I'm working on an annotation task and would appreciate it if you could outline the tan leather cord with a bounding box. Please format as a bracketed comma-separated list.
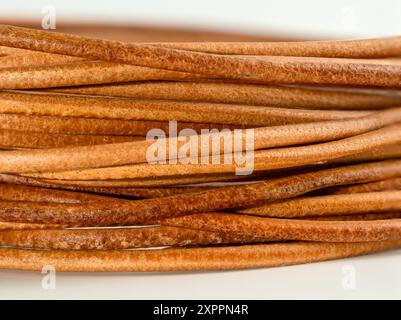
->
[238, 191, 401, 218]
[27, 144, 400, 199]
[23, 174, 265, 188]
[1, 107, 401, 174]
[147, 38, 401, 58]
[331, 143, 401, 165]
[0, 45, 30, 55]
[87, 185, 217, 199]
[328, 177, 401, 195]
[71, 144, 401, 199]
[0, 91, 368, 125]
[77, 186, 216, 198]
[306, 212, 401, 221]
[33, 177, 239, 188]
[1, 26, 401, 272]
[0, 61, 207, 89]
[3, 36, 401, 58]
[0, 183, 115, 203]
[0, 226, 241, 250]
[0, 113, 239, 136]
[1, 172, 253, 188]
[0, 148, 32, 152]
[5, 171, 278, 190]
[50, 146, 401, 197]
[1, 25, 401, 87]
[0, 174, 220, 197]
[0, 129, 141, 148]
[1, 160, 401, 226]
[0, 51, 82, 68]
[47, 81, 401, 110]
[0, 221, 61, 231]
[29, 124, 401, 180]
[162, 213, 401, 242]
[0, 241, 400, 272]
[0, 185, 217, 200]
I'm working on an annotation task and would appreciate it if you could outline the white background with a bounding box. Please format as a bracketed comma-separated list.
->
[0, 0, 400, 38]
[0, 0, 400, 299]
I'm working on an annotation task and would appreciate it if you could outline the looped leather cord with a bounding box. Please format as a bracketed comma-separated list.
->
[0, 25, 400, 272]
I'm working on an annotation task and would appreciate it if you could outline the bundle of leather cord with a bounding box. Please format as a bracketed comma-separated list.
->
[1, 24, 401, 272]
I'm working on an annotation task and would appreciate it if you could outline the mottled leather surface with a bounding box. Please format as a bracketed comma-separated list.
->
[1, 25, 401, 87]
[0, 24, 400, 272]
[0, 241, 400, 272]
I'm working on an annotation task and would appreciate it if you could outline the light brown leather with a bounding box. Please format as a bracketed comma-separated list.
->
[0, 24, 400, 272]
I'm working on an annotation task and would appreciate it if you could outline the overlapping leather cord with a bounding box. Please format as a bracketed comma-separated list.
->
[1, 160, 401, 226]
[47, 82, 401, 110]
[238, 191, 401, 218]
[1, 25, 401, 87]
[0, 24, 401, 272]
[1, 241, 400, 272]
[1, 107, 401, 174]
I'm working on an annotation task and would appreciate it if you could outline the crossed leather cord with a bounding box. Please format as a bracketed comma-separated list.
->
[0, 24, 401, 271]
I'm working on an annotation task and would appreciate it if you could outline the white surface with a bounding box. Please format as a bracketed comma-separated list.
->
[0, 0, 400, 38]
[1, 249, 401, 300]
